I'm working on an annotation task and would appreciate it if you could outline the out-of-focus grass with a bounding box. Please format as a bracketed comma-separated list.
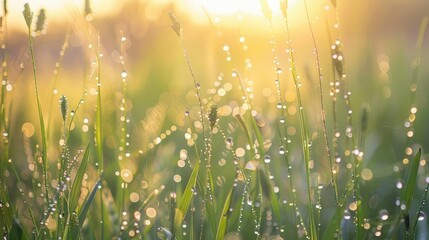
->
[0, 0, 428, 239]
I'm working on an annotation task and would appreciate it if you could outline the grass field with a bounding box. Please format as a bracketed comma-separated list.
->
[0, 0, 429, 239]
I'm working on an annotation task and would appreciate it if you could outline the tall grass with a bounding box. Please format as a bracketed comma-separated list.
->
[0, 1, 428, 239]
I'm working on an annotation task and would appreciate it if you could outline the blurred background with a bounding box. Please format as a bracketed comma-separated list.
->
[1, 0, 429, 238]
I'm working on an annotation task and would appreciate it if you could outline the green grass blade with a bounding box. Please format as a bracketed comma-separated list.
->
[69, 143, 91, 212]
[258, 166, 281, 221]
[78, 176, 102, 225]
[0, 186, 13, 236]
[174, 161, 200, 231]
[23, 3, 49, 207]
[215, 188, 233, 240]
[8, 218, 28, 240]
[401, 149, 421, 212]
[65, 211, 79, 240]
[206, 171, 217, 236]
[323, 185, 351, 239]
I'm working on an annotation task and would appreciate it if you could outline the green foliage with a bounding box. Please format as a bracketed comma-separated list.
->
[174, 162, 200, 232]
[0, 1, 427, 240]
[402, 149, 422, 214]
[8, 218, 28, 240]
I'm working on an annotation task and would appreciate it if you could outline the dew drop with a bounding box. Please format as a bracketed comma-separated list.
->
[279, 146, 285, 155]
[344, 210, 351, 220]
[379, 209, 389, 221]
[264, 155, 271, 163]
[418, 211, 425, 221]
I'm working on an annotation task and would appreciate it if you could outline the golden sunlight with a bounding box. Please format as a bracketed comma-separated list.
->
[194, 0, 298, 17]
[8, 0, 118, 30]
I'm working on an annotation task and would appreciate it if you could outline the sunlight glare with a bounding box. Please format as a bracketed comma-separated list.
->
[9, 0, 118, 30]
[196, 0, 297, 17]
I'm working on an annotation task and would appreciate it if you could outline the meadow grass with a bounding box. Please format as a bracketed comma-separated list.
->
[0, 1, 428, 240]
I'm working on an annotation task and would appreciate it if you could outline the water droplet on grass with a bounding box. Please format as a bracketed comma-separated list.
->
[379, 209, 389, 220]
[264, 155, 271, 163]
[418, 211, 425, 221]
[121, 70, 128, 78]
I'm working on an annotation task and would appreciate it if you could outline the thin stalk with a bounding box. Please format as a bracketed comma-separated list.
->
[56, 116, 68, 240]
[303, 0, 338, 205]
[276, 125, 306, 237]
[282, 8, 317, 240]
[170, 12, 214, 238]
[47, 32, 70, 141]
[117, 32, 129, 230]
[0, 10, 9, 206]
[94, 31, 105, 239]
[24, 3, 50, 209]
[265, 17, 304, 237]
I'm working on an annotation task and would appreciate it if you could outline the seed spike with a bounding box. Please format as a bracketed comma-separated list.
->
[22, 3, 33, 29]
[169, 11, 182, 38]
[35, 8, 46, 33]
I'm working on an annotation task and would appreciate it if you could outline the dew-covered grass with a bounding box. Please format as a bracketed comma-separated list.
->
[0, 0, 429, 239]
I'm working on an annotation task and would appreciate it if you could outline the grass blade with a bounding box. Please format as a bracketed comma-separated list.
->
[206, 171, 217, 236]
[69, 143, 91, 212]
[215, 188, 233, 240]
[78, 175, 102, 225]
[8, 218, 27, 240]
[323, 184, 352, 239]
[23, 2, 49, 207]
[174, 162, 200, 231]
[401, 149, 421, 212]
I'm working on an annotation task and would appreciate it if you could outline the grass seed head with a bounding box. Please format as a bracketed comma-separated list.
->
[85, 0, 92, 16]
[22, 3, 33, 29]
[3, 0, 7, 15]
[169, 11, 182, 38]
[35, 9, 46, 34]
[60, 95, 68, 122]
[208, 103, 218, 130]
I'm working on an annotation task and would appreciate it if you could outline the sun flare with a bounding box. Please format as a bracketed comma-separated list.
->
[197, 0, 297, 17]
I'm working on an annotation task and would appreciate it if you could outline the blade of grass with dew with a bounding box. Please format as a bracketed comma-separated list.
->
[0, 185, 13, 238]
[401, 149, 421, 214]
[69, 143, 91, 212]
[412, 183, 429, 238]
[64, 210, 79, 240]
[174, 161, 200, 232]
[22, 3, 49, 207]
[236, 110, 282, 231]
[215, 188, 233, 240]
[389, 16, 428, 238]
[170, 194, 176, 238]
[94, 31, 106, 239]
[206, 172, 217, 237]
[399, 148, 422, 237]
[251, 116, 282, 225]
[78, 175, 102, 225]
[158, 227, 173, 240]
[303, 0, 338, 205]
[280, 2, 317, 238]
